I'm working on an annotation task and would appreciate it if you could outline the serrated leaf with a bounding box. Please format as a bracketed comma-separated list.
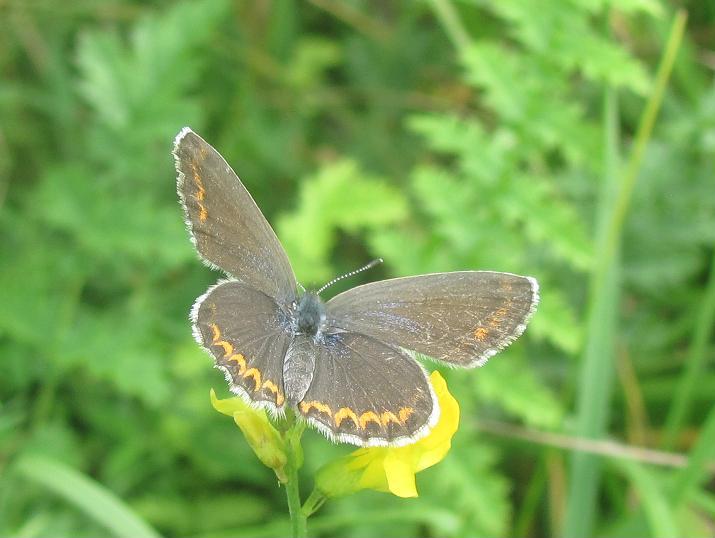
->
[472, 356, 564, 428]
[533, 285, 583, 354]
[76, 0, 231, 132]
[483, 1, 651, 93]
[276, 159, 408, 283]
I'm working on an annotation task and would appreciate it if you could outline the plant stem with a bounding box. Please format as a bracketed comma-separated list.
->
[428, 0, 471, 53]
[597, 10, 687, 270]
[282, 414, 307, 538]
[285, 462, 306, 538]
[303, 489, 328, 517]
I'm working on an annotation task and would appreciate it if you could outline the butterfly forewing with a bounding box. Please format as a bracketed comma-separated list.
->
[193, 281, 292, 411]
[326, 271, 538, 368]
[174, 128, 297, 303]
[295, 332, 438, 446]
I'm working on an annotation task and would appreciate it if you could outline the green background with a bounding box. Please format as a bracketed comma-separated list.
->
[1, 1, 714, 537]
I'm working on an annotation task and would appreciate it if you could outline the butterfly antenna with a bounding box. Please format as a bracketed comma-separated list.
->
[317, 258, 383, 295]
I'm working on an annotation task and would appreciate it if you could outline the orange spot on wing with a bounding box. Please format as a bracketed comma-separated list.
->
[487, 302, 511, 329]
[380, 410, 402, 426]
[302, 403, 416, 430]
[359, 411, 381, 429]
[334, 407, 358, 428]
[209, 323, 221, 342]
[190, 160, 208, 222]
[190, 161, 202, 184]
[215, 340, 233, 357]
[243, 368, 262, 392]
[398, 407, 414, 423]
[300, 400, 333, 417]
[262, 380, 285, 406]
[474, 327, 489, 341]
[226, 353, 246, 375]
[489, 310, 507, 328]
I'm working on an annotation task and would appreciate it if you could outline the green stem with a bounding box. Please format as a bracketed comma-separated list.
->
[282, 414, 307, 538]
[428, 0, 471, 54]
[302, 489, 328, 518]
[285, 462, 306, 538]
[597, 9, 687, 271]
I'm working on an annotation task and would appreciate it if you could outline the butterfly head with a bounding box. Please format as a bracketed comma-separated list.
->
[296, 292, 326, 337]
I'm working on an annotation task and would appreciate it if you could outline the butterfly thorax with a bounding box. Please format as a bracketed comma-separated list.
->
[295, 292, 326, 337]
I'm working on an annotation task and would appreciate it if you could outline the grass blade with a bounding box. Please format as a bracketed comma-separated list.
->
[428, 0, 471, 53]
[562, 85, 621, 538]
[662, 252, 715, 449]
[563, 10, 687, 537]
[15, 454, 163, 538]
[671, 404, 715, 505]
[615, 460, 679, 538]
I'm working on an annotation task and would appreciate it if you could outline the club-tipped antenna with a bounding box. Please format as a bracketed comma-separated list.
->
[317, 258, 383, 295]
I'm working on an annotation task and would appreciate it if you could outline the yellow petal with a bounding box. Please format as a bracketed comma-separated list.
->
[356, 451, 390, 492]
[383, 452, 418, 498]
[414, 371, 459, 471]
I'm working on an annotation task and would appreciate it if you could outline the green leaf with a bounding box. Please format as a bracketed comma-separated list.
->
[473, 358, 564, 429]
[76, 0, 231, 132]
[15, 454, 163, 538]
[277, 159, 408, 284]
[528, 285, 583, 355]
[482, 1, 651, 92]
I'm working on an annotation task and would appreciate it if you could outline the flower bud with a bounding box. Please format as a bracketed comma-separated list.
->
[210, 389, 288, 482]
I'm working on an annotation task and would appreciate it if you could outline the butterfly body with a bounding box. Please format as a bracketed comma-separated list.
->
[174, 127, 539, 447]
[295, 292, 327, 337]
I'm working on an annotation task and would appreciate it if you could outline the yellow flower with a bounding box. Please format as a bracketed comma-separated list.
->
[315, 371, 459, 498]
[210, 389, 288, 482]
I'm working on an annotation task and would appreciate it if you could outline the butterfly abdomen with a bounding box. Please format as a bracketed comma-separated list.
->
[282, 292, 326, 405]
[283, 334, 317, 405]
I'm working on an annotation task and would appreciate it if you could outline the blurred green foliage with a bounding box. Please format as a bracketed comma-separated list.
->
[1, 1, 714, 537]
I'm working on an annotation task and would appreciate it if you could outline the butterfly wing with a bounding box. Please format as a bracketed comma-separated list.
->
[174, 128, 296, 303]
[193, 280, 291, 411]
[326, 271, 538, 368]
[293, 332, 437, 447]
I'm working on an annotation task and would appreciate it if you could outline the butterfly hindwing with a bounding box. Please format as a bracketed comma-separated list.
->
[174, 128, 297, 303]
[193, 280, 292, 411]
[295, 332, 438, 446]
[326, 271, 538, 368]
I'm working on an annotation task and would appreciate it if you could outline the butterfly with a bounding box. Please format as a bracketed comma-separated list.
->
[173, 127, 539, 447]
